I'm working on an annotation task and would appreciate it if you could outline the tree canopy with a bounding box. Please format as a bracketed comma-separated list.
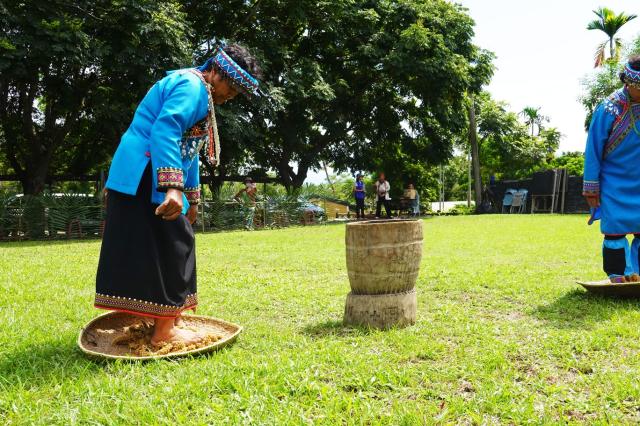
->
[0, 0, 191, 194]
[1, 0, 491, 195]
[473, 93, 561, 181]
[580, 35, 640, 129]
[186, 0, 490, 190]
[587, 7, 637, 67]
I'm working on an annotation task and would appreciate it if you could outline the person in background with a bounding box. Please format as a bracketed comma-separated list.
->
[374, 173, 391, 218]
[404, 183, 420, 217]
[234, 177, 258, 230]
[353, 174, 366, 219]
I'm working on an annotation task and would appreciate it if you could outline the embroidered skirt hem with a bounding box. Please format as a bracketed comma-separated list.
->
[96, 165, 197, 319]
[94, 294, 198, 319]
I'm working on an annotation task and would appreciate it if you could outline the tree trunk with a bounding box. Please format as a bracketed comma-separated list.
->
[322, 161, 336, 195]
[290, 169, 308, 190]
[467, 148, 472, 208]
[21, 172, 48, 195]
[275, 158, 309, 192]
[468, 98, 482, 211]
[610, 37, 615, 60]
[21, 144, 55, 195]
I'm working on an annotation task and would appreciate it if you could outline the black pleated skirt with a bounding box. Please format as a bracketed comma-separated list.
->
[95, 165, 197, 318]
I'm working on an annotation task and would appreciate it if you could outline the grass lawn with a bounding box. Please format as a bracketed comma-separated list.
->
[3, 214, 640, 424]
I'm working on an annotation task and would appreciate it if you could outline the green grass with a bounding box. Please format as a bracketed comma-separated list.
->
[2, 214, 640, 424]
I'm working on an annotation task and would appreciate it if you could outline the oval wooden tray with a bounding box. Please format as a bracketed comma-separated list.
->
[577, 280, 640, 298]
[78, 311, 242, 360]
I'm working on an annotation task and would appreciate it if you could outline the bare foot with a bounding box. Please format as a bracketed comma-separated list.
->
[151, 318, 203, 346]
[175, 315, 183, 327]
[152, 328, 203, 346]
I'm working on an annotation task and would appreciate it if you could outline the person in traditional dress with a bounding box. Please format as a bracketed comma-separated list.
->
[584, 55, 640, 283]
[95, 43, 262, 344]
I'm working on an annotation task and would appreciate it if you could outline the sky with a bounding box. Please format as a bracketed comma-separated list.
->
[307, 0, 640, 184]
[458, 0, 640, 152]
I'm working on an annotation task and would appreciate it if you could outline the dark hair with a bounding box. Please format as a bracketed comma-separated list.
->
[224, 43, 263, 80]
[620, 54, 640, 84]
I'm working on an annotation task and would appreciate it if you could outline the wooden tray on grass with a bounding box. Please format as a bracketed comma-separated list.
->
[577, 280, 640, 298]
[78, 311, 242, 360]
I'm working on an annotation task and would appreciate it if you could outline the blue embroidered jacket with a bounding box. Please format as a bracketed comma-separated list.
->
[584, 88, 640, 234]
[106, 69, 209, 212]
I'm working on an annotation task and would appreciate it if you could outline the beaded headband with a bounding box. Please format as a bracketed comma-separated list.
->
[197, 45, 259, 96]
[622, 62, 640, 89]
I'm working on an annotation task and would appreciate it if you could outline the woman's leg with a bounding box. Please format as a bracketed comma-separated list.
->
[247, 206, 256, 229]
[384, 200, 391, 218]
[603, 235, 632, 278]
[631, 234, 640, 274]
[96, 165, 199, 344]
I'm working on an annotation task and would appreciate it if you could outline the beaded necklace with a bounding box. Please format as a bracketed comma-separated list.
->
[187, 69, 221, 165]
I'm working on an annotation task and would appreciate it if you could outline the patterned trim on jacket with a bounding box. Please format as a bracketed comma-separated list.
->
[185, 187, 201, 205]
[157, 167, 184, 191]
[583, 180, 600, 194]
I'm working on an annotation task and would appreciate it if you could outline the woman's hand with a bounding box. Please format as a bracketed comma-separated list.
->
[186, 205, 198, 224]
[583, 193, 600, 208]
[155, 188, 183, 220]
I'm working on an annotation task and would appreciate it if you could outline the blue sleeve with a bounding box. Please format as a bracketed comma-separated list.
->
[184, 159, 201, 206]
[583, 103, 615, 194]
[150, 73, 205, 192]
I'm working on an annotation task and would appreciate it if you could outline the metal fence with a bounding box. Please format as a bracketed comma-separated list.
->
[197, 199, 321, 232]
[0, 194, 324, 241]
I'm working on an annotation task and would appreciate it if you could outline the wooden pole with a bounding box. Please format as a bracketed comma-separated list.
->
[560, 169, 567, 214]
[469, 98, 482, 211]
[439, 165, 445, 212]
[467, 148, 472, 208]
[550, 169, 558, 213]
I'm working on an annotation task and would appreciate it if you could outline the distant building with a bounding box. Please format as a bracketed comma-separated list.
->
[310, 197, 353, 219]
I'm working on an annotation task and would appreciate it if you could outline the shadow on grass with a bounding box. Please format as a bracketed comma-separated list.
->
[0, 340, 103, 388]
[533, 288, 640, 329]
[301, 319, 379, 338]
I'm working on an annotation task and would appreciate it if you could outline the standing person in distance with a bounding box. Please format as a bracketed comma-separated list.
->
[374, 173, 391, 219]
[234, 177, 258, 230]
[404, 183, 420, 217]
[353, 174, 366, 220]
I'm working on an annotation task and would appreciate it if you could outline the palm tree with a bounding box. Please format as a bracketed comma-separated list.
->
[587, 7, 637, 67]
[520, 107, 548, 137]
